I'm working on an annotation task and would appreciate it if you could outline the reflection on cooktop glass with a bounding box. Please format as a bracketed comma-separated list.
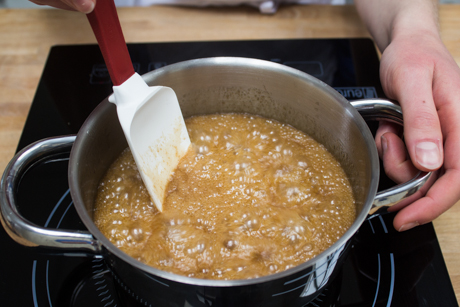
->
[1, 38, 458, 307]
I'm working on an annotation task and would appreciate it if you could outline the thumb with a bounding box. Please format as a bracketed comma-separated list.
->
[66, 0, 95, 13]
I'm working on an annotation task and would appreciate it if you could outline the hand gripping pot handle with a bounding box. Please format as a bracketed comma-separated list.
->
[0, 136, 101, 253]
[350, 98, 432, 217]
[0, 100, 432, 251]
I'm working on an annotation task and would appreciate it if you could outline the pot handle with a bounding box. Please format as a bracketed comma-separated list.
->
[350, 99, 433, 217]
[0, 136, 102, 254]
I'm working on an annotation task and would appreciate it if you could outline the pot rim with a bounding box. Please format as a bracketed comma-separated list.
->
[70, 57, 380, 287]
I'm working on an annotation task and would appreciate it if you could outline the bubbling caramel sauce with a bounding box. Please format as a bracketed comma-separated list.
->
[94, 114, 356, 280]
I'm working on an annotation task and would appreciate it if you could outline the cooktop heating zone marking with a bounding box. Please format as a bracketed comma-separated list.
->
[368, 216, 395, 307]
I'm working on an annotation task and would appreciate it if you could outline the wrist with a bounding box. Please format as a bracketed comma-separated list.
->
[355, 0, 440, 52]
[387, 1, 440, 49]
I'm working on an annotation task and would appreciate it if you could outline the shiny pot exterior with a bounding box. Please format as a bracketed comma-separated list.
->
[1, 58, 431, 307]
[70, 57, 377, 306]
[105, 241, 350, 306]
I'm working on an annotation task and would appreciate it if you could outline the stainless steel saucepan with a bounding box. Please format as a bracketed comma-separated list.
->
[0, 57, 431, 307]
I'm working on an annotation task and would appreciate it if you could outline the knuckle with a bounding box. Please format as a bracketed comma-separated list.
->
[409, 109, 439, 129]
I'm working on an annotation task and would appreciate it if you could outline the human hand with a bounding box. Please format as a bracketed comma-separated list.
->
[375, 31, 460, 231]
[29, 0, 95, 13]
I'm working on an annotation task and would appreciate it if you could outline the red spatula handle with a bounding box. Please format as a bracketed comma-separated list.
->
[87, 0, 135, 86]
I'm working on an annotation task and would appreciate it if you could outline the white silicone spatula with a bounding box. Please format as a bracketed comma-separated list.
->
[86, 0, 191, 212]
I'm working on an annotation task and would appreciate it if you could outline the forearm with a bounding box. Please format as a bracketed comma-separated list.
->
[354, 0, 439, 52]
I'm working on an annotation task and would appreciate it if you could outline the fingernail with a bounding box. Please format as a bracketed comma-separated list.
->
[381, 135, 388, 155]
[398, 221, 419, 232]
[415, 141, 442, 169]
[75, 0, 95, 13]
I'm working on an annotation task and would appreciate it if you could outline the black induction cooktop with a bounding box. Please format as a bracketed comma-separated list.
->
[1, 38, 458, 307]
